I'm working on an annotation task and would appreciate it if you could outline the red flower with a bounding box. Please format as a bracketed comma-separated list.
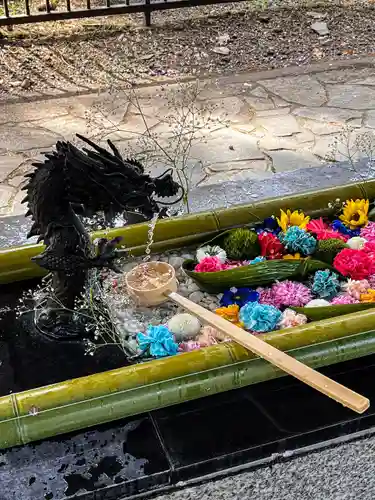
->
[258, 232, 284, 260]
[194, 256, 224, 273]
[307, 218, 347, 241]
[363, 242, 375, 259]
[333, 248, 373, 280]
[307, 218, 327, 233]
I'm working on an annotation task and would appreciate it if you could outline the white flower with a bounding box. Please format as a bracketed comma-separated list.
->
[196, 245, 227, 263]
[305, 299, 330, 307]
[168, 313, 201, 342]
[346, 237, 367, 250]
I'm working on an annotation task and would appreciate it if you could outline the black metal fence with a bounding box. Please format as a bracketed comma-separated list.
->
[0, 0, 243, 27]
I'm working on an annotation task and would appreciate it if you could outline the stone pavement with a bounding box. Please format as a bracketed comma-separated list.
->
[1, 58, 375, 217]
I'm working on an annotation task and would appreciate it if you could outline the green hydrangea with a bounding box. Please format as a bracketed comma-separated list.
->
[222, 228, 259, 260]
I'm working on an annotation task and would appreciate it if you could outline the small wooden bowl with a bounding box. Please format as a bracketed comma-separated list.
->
[125, 261, 178, 306]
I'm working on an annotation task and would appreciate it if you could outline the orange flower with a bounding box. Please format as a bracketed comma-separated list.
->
[215, 304, 243, 327]
[360, 289, 375, 303]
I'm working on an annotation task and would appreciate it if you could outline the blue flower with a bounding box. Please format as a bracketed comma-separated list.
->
[220, 287, 259, 308]
[279, 226, 317, 255]
[137, 325, 179, 358]
[239, 302, 281, 333]
[255, 216, 281, 236]
[311, 270, 341, 299]
[249, 256, 266, 264]
[331, 220, 360, 238]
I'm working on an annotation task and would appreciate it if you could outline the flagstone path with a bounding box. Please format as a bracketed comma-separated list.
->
[1, 58, 375, 217]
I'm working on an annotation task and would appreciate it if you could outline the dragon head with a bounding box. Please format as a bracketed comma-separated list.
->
[61, 135, 184, 222]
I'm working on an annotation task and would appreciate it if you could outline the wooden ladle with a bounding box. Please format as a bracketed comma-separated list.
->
[125, 261, 369, 414]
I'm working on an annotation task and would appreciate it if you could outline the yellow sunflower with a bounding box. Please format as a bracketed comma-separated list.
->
[276, 209, 310, 232]
[360, 289, 375, 303]
[339, 199, 369, 229]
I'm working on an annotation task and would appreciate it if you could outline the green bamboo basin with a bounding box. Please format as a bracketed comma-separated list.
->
[1, 179, 375, 450]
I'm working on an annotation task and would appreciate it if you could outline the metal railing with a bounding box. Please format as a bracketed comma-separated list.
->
[0, 0, 244, 27]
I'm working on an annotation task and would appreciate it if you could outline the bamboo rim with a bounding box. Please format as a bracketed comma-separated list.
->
[0, 178, 375, 449]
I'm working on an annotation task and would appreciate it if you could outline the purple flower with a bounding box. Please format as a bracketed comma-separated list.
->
[255, 216, 281, 236]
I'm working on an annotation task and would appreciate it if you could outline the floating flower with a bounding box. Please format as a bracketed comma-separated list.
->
[360, 289, 375, 303]
[311, 270, 341, 300]
[331, 294, 359, 305]
[197, 327, 221, 346]
[368, 275, 375, 289]
[249, 256, 266, 264]
[362, 241, 375, 261]
[279, 226, 317, 255]
[333, 248, 373, 280]
[200, 325, 231, 343]
[339, 199, 369, 229]
[346, 237, 367, 250]
[196, 245, 227, 264]
[137, 325, 179, 358]
[220, 287, 259, 308]
[315, 238, 348, 264]
[278, 308, 307, 329]
[255, 216, 281, 235]
[283, 253, 302, 260]
[341, 279, 370, 300]
[167, 313, 201, 342]
[305, 299, 331, 307]
[277, 209, 310, 232]
[258, 232, 285, 260]
[222, 228, 259, 260]
[194, 256, 224, 273]
[271, 280, 312, 308]
[331, 220, 360, 238]
[221, 260, 246, 270]
[239, 302, 281, 333]
[179, 341, 202, 352]
[215, 304, 242, 327]
[256, 286, 278, 307]
[307, 218, 327, 234]
[307, 218, 347, 242]
[360, 222, 375, 242]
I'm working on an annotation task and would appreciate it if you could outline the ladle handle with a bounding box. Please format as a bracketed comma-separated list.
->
[166, 291, 369, 414]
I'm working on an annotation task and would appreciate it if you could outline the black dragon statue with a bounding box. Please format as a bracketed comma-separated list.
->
[22, 134, 183, 340]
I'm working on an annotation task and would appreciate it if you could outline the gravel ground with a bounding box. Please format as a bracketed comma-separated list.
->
[153, 434, 375, 500]
[1, 2, 375, 98]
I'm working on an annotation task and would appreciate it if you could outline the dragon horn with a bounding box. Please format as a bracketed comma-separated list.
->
[107, 140, 123, 160]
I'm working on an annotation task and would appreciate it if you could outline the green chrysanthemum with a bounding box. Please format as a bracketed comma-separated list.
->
[222, 228, 260, 260]
[315, 238, 348, 264]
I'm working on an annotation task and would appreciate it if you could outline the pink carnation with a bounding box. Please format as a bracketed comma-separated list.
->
[333, 248, 373, 280]
[221, 260, 246, 270]
[278, 308, 307, 328]
[363, 241, 375, 261]
[361, 222, 375, 242]
[331, 294, 359, 305]
[368, 275, 375, 289]
[342, 279, 370, 300]
[271, 280, 312, 308]
[194, 256, 224, 273]
[256, 286, 279, 307]
[179, 341, 202, 352]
